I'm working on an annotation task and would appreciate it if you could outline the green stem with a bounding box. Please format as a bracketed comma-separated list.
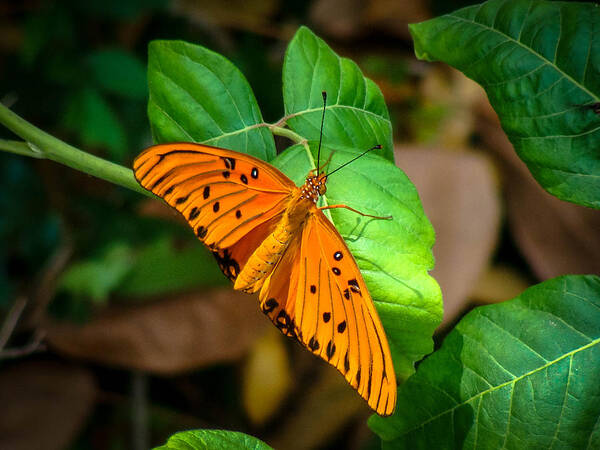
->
[0, 139, 44, 159]
[269, 124, 309, 149]
[0, 103, 152, 197]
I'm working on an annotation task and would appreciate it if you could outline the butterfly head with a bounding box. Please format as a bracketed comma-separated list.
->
[300, 173, 328, 203]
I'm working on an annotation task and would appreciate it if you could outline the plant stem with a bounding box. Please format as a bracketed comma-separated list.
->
[0, 139, 44, 158]
[269, 124, 308, 149]
[0, 103, 152, 197]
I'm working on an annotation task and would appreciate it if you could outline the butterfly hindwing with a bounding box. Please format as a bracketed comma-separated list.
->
[259, 208, 396, 416]
[133, 143, 295, 280]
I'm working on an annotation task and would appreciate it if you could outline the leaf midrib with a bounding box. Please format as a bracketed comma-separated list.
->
[290, 104, 391, 124]
[446, 13, 600, 102]
[397, 335, 600, 437]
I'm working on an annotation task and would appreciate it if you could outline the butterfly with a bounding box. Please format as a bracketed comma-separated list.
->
[133, 116, 396, 417]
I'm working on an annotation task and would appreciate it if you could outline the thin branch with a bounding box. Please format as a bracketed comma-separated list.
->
[0, 329, 46, 360]
[0, 139, 44, 158]
[0, 296, 28, 350]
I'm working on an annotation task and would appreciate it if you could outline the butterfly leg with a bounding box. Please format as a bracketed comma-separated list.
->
[319, 204, 392, 220]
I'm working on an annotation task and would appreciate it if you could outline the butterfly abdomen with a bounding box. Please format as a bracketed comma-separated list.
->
[233, 195, 311, 294]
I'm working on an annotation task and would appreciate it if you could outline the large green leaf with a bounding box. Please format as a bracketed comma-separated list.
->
[154, 429, 272, 450]
[283, 27, 395, 162]
[147, 40, 275, 160]
[369, 275, 600, 449]
[272, 143, 442, 379]
[410, 0, 600, 209]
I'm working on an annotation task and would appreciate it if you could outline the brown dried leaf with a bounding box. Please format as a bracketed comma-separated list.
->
[172, 0, 280, 37]
[395, 146, 501, 326]
[477, 115, 600, 279]
[310, 0, 363, 40]
[0, 361, 95, 450]
[363, 0, 430, 39]
[47, 289, 268, 374]
[310, 0, 429, 40]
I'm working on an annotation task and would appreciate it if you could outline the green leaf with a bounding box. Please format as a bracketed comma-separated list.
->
[59, 244, 134, 303]
[62, 87, 127, 160]
[283, 27, 394, 162]
[147, 40, 276, 160]
[154, 429, 272, 450]
[116, 237, 226, 298]
[409, 0, 600, 209]
[272, 143, 442, 379]
[369, 275, 600, 449]
[87, 49, 147, 100]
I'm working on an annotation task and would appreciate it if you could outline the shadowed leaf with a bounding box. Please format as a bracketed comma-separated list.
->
[410, 0, 600, 208]
[370, 275, 600, 449]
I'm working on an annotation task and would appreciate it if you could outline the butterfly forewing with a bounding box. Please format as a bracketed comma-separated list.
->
[133, 143, 294, 253]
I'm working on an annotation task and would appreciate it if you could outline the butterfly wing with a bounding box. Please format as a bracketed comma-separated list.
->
[259, 209, 397, 416]
[134, 143, 295, 280]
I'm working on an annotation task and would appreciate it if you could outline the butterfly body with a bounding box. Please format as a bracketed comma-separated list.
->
[235, 174, 327, 294]
[133, 143, 396, 416]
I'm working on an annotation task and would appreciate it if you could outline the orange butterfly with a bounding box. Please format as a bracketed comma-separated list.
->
[133, 117, 397, 417]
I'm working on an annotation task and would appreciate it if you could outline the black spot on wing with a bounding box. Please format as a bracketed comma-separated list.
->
[322, 312, 330, 323]
[203, 186, 210, 199]
[196, 226, 207, 238]
[348, 279, 361, 295]
[262, 298, 278, 313]
[241, 174, 248, 184]
[308, 336, 320, 351]
[189, 207, 200, 220]
[251, 167, 259, 179]
[326, 340, 336, 359]
[211, 248, 240, 281]
[337, 321, 346, 333]
[275, 310, 297, 339]
[222, 157, 236, 170]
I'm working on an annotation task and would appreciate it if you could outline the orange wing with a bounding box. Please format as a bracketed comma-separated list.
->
[133, 143, 295, 280]
[258, 209, 397, 416]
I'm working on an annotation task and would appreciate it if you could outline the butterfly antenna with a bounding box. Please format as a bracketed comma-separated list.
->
[326, 144, 382, 177]
[317, 91, 327, 173]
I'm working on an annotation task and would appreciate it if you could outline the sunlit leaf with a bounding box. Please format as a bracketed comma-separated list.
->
[147, 40, 276, 160]
[283, 27, 394, 161]
[154, 429, 272, 450]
